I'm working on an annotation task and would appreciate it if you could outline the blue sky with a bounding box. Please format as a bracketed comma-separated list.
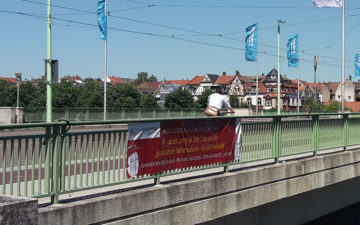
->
[1, 0, 360, 82]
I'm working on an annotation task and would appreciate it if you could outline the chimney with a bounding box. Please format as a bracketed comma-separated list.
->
[349, 75, 352, 81]
[235, 70, 240, 76]
[261, 73, 265, 76]
[222, 71, 226, 76]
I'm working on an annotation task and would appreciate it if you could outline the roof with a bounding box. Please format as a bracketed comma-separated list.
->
[243, 82, 267, 93]
[64, 75, 83, 82]
[0, 77, 17, 85]
[108, 76, 123, 84]
[188, 75, 205, 85]
[263, 93, 284, 98]
[136, 82, 160, 94]
[216, 75, 235, 85]
[206, 74, 219, 84]
[324, 82, 340, 92]
[164, 80, 189, 86]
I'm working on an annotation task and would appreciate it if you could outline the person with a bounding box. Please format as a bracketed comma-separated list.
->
[205, 89, 235, 116]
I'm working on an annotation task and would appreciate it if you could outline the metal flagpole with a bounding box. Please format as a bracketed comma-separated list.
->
[341, 0, 345, 113]
[104, 0, 108, 120]
[297, 35, 300, 113]
[46, 0, 52, 122]
[256, 23, 259, 114]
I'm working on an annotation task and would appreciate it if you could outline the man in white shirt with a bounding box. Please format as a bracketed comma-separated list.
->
[206, 89, 235, 116]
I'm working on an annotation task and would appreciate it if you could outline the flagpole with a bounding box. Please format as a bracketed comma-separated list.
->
[298, 34, 300, 113]
[104, 0, 108, 120]
[256, 23, 259, 115]
[341, 0, 345, 113]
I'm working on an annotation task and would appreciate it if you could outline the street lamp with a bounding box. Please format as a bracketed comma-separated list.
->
[277, 20, 285, 115]
[15, 72, 22, 108]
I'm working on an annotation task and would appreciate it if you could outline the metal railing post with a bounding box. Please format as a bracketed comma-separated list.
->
[312, 115, 319, 156]
[44, 126, 52, 196]
[343, 114, 349, 151]
[154, 173, 161, 185]
[51, 125, 61, 204]
[273, 117, 281, 162]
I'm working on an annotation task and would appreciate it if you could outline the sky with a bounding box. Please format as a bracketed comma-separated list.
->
[1, 0, 360, 83]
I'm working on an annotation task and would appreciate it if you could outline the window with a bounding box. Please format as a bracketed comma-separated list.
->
[247, 97, 252, 106]
[265, 99, 272, 106]
[257, 98, 262, 105]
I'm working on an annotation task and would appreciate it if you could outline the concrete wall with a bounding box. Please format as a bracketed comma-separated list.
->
[0, 107, 23, 124]
[38, 148, 360, 225]
[0, 196, 38, 225]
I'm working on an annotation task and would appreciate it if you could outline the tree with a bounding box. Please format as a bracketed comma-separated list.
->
[19, 81, 43, 109]
[135, 72, 158, 85]
[303, 97, 323, 112]
[323, 101, 349, 112]
[194, 89, 212, 108]
[229, 95, 240, 108]
[135, 72, 149, 86]
[78, 78, 103, 108]
[140, 95, 159, 108]
[52, 78, 80, 108]
[165, 89, 194, 109]
[108, 83, 141, 108]
[148, 74, 158, 83]
[0, 80, 16, 107]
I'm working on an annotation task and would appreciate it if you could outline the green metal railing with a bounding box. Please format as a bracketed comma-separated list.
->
[1, 113, 360, 205]
[23, 108, 206, 122]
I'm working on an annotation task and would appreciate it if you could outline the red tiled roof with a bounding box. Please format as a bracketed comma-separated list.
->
[64, 75, 83, 81]
[108, 76, 123, 84]
[164, 80, 189, 86]
[188, 75, 204, 85]
[264, 93, 284, 98]
[216, 76, 235, 85]
[324, 101, 360, 112]
[0, 77, 17, 85]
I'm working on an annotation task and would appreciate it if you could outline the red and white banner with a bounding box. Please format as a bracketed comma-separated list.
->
[127, 119, 241, 178]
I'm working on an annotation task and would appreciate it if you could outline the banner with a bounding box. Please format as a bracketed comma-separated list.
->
[245, 24, 257, 61]
[355, 54, 360, 79]
[312, 0, 342, 8]
[97, 0, 107, 40]
[127, 118, 241, 178]
[287, 34, 298, 68]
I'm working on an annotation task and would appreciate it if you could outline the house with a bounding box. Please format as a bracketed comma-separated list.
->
[155, 80, 189, 107]
[136, 82, 160, 95]
[0, 77, 17, 86]
[107, 76, 135, 85]
[262, 68, 284, 110]
[241, 74, 267, 109]
[64, 75, 84, 85]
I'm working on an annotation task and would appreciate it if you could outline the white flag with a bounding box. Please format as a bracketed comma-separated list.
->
[312, 0, 342, 8]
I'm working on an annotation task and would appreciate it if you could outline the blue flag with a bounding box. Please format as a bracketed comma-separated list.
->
[355, 54, 360, 78]
[97, 0, 107, 40]
[245, 24, 257, 61]
[287, 34, 298, 68]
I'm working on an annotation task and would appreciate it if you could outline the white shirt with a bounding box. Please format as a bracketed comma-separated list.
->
[208, 93, 232, 109]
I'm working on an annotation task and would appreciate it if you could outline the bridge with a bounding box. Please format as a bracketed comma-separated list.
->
[1, 113, 360, 224]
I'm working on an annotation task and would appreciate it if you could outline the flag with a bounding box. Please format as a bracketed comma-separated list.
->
[287, 34, 298, 68]
[245, 24, 257, 61]
[97, 0, 107, 40]
[355, 54, 360, 79]
[312, 0, 342, 8]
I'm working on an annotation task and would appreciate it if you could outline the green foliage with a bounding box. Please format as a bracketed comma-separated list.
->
[322, 101, 349, 112]
[229, 95, 240, 108]
[194, 89, 212, 108]
[135, 72, 158, 86]
[165, 89, 194, 109]
[19, 81, 43, 109]
[302, 97, 323, 112]
[108, 83, 141, 108]
[0, 80, 16, 107]
[78, 78, 103, 108]
[52, 78, 80, 108]
[140, 95, 159, 108]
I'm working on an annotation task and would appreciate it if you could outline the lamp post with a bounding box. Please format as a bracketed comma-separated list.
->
[15, 73, 22, 108]
[277, 20, 285, 115]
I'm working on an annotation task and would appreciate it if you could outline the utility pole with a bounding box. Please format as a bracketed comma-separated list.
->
[46, 0, 52, 122]
[277, 20, 285, 115]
